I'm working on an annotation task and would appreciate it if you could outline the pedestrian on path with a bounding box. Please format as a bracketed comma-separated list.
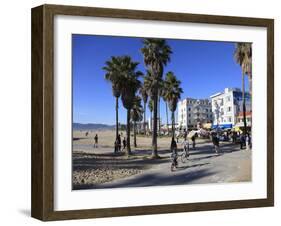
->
[170, 137, 178, 168]
[94, 134, 98, 148]
[245, 133, 251, 150]
[212, 133, 220, 154]
[191, 134, 196, 149]
[122, 137, 126, 151]
[240, 134, 245, 149]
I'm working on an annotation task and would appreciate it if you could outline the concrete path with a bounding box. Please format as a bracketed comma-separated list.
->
[88, 142, 251, 189]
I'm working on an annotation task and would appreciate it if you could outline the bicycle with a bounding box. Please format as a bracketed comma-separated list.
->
[180, 144, 190, 163]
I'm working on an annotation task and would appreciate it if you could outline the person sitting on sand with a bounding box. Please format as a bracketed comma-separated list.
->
[122, 137, 126, 151]
[94, 134, 98, 148]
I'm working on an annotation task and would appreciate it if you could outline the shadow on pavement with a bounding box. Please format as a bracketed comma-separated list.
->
[75, 168, 217, 190]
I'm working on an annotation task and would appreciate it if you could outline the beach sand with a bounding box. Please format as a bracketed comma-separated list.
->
[72, 129, 251, 189]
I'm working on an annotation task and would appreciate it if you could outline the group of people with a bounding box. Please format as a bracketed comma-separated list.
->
[239, 133, 252, 150]
[114, 133, 127, 153]
[90, 132, 127, 152]
[170, 133, 191, 169]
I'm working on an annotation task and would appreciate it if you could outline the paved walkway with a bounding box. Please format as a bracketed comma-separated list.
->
[76, 141, 251, 189]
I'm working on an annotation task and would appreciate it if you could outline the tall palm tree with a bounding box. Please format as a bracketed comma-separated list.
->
[141, 38, 172, 158]
[103, 56, 124, 150]
[148, 98, 154, 134]
[131, 96, 143, 147]
[234, 43, 252, 135]
[163, 72, 183, 139]
[160, 85, 170, 135]
[118, 56, 143, 155]
[139, 84, 148, 135]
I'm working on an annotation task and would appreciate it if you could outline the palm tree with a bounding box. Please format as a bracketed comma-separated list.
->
[139, 84, 148, 135]
[141, 38, 172, 158]
[234, 43, 252, 135]
[163, 72, 183, 139]
[148, 98, 154, 134]
[103, 56, 124, 150]
[160, 85, 170, 135]
[131, 96, 143, 147]
[118, 56, 143, 155]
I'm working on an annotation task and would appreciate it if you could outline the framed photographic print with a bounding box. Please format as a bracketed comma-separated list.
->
[31, 4, 274, 221]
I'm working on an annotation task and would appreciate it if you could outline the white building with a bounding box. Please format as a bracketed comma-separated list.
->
[177, 98, 212, 130]
[210, 88, 251, 129]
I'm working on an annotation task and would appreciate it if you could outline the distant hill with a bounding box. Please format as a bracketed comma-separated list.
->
[73, 123, 115, 131]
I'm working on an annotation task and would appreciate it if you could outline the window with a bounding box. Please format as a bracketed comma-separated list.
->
[228, 117, 232, 122]
[189, 120, 191, 124]
[206, 109, 208, 112]
[188, 108, 191, 111]
[228, 106, 231, 112]
[188, 114, 191, 117]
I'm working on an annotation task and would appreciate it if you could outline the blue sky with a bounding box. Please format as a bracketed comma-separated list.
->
[72, 34, 249, 125]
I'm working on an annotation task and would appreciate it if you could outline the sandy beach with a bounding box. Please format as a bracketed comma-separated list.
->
[72, 129, 251, 189]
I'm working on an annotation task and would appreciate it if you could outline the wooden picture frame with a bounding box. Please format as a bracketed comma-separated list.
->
[31, 4, 274, 221]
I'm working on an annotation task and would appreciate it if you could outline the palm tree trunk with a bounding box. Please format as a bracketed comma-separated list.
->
[115, 97, 119, 145]
[150, 110, 153, 134]
[143, 102, 146, 135]
[134, 120, 137, 147]
[158, 95, 161, 135]
[248, 75, 252, 99]
[171, 111, 175, 139]
[152, 93, 158, 158]
[126, 108, 132, 155]
[166, 102, 169, 135]
[248, 75, 252, 109]
[242, 73, 247, 135]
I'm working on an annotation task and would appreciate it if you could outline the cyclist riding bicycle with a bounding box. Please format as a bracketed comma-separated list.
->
[181, 137, 189, 157]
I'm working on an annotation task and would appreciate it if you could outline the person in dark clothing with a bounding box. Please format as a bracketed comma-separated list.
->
[240, 134, 245, 149]
[191, 135, 196, 149]
[94, 134, 98, 148]
[122, 137, 126, 151]
[232, 131, 237, 143]
[212, 133, 220, 154]
[184, 129, 188, 140]
[114, 139, 119, 153]
[170, 137, 178, 168]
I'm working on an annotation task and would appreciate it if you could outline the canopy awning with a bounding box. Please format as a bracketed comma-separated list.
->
[211, 124, 233, 129]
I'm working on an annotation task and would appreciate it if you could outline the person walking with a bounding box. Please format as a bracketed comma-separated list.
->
[183, 129, 188, 140]
[170, 138, 178, 169]
[232, 131, 237, 143]
[212, 133, 220, 154]
[240, 134, 245, 149]
[122, 137, 126, 151]
[191, 134, 196, 149]
[94, 134, 98, 148]
[245, 133, 251, 150]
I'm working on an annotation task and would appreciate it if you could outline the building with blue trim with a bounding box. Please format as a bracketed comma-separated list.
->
[210, 88, 251, 129]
